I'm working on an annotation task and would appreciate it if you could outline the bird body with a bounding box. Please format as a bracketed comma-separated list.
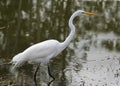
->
[21, 40, 63, 63]
[12, 40, 61, 68]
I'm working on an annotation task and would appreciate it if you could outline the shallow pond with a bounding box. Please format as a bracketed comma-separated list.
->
[0, 1, 120, 86]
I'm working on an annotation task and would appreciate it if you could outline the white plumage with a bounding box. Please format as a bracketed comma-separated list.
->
[11, 10, 95, 73]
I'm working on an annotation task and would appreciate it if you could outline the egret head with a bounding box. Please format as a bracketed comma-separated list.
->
[69, 10, 96, 28]
[74, 10, 96, 17]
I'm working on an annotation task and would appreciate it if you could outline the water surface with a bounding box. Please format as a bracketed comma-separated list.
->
[0, 1, 120, 86]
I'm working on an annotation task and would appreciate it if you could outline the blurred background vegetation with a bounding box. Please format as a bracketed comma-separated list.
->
[0, 0, 119, 58]
[0, 0, 120, 86]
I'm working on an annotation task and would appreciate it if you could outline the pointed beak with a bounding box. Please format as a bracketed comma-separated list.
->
[84, 11, 96, 16]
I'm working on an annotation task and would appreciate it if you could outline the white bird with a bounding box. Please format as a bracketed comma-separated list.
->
[11, 10, 96, 86]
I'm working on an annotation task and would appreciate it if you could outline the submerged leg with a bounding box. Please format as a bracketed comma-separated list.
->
[48, 63, 55, 86]
[34, 64, 40, 86]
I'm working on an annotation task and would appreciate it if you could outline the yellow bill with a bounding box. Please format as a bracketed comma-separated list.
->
[84, 11, 96, 16]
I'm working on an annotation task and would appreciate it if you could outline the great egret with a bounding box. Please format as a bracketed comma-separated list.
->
[11, 10, 95, 86]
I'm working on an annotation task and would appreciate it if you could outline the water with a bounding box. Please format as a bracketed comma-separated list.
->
[0, 0, 120, 86]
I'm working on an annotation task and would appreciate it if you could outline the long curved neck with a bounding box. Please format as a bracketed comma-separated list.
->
[60, 13, 77, 50]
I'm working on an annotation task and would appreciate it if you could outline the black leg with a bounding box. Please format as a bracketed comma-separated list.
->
[48, 63, 55, 86]
[34, 64, 40, 86]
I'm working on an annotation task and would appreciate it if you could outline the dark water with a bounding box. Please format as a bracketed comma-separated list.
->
[0, 1, 120, 86]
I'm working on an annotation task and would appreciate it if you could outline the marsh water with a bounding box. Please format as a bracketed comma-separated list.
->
[0, 1, 120, 86]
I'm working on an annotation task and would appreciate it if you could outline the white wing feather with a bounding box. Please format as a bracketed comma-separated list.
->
[11, 39, 60, 72]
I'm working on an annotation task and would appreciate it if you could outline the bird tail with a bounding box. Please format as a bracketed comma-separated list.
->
[10, 60, 24, 72]
[10, 53, 25, 77]
[10, 61, 23, 78]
